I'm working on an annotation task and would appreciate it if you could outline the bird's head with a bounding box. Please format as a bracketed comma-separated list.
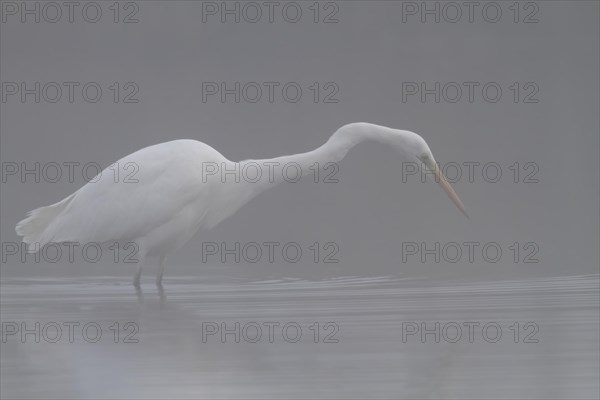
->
[388, 127, 468, 218]
[334, 122, 469, 217]
[341, 123, 468, 218]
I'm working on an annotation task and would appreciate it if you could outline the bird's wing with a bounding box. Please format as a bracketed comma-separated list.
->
[39, 140, 218, 245]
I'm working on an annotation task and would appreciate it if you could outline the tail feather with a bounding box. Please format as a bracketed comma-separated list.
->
[15, 193, 77, 252]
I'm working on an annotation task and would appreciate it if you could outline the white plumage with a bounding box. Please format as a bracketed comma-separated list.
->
[16, 123, 467, 285]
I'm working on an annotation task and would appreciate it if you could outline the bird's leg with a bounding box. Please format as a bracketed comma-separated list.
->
[133, 263, 142, 287]
[134, 284, 144, 303]
[156, 255, 166, 286]
[133, 249, 146, 287]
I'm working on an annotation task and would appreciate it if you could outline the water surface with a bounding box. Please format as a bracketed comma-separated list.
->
[1, 274, 598, 399]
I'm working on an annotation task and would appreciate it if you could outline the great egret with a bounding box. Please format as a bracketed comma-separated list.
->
[16, 122, 467, 286]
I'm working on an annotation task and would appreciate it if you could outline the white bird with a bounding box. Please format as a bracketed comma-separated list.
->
[16, 122, 467, 286]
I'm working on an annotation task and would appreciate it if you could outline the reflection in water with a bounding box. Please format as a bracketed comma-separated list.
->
[134, 283, 167, 304]
[157, 283, 167, 304]
[1, 274, 598, 399]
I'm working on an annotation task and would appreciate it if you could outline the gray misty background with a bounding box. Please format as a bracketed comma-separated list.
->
[1, 2, 599, 399]
[1, 1, 598, 281]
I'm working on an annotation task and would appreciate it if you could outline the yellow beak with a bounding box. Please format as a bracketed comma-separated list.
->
[429, 162, 469, 219]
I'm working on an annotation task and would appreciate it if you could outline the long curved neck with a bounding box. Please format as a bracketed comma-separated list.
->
[241, 122, 395, 189]
[204, 123, 400, 229]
